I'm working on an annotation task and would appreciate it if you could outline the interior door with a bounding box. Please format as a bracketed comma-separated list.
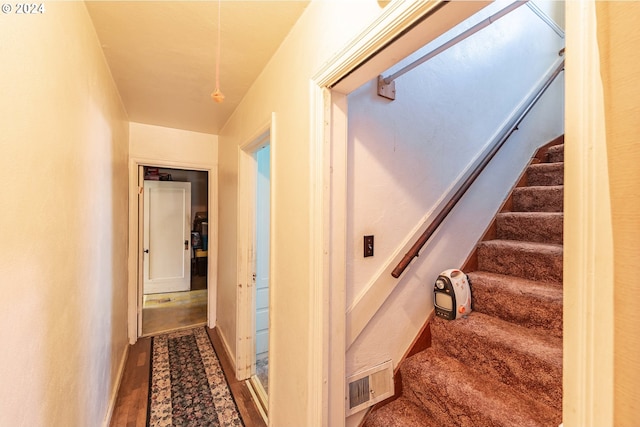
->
[143, 180, 192, 294]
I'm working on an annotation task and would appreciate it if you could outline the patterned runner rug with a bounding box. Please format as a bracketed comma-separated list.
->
[148, 327, 244, 427]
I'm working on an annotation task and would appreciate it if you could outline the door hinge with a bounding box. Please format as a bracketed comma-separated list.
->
[138, 186, 143, 195]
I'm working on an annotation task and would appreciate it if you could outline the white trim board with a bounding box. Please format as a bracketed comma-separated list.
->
[102, 341, 130, 427]
[563, 1, 614, 425]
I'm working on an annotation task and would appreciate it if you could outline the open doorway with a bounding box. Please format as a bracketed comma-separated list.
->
[140, 166, 209, 336]
[236, 117, 273, 421]
[253, 143, 271, 404]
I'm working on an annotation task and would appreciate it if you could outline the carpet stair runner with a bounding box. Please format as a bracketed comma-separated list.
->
[364, 138, 564, 427]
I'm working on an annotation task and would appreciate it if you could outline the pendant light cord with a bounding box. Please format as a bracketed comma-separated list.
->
[215, 0, 221, 92]
[211, 0, 224, 103]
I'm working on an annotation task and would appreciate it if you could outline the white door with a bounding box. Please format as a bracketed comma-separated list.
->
[143, 180, 192, 294]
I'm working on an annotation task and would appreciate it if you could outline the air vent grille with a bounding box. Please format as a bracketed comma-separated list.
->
[346, 360, 393, 415]
[349, 376, 370, 409]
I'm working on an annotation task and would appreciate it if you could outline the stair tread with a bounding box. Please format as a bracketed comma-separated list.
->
[469, 271, 564, 336]
[496, 212, 563, 244]
[430, 313, 562, 411]
[402, 347, 560, 427]
[528, 162, 564, 169]
[497, 211, 563, 218]
[469, 270, 563, 294]
[364, 398, 435, 427]
[477, 240, 563, 283]
[514, 184, 564, 191]
[528, 161, 564, 170]
[431, 312, 561, 365]
[478, 239, 563, 253]
[468, 272, 562, 338]
[526, 162, 564, 185]
[512, 185, 564, 213]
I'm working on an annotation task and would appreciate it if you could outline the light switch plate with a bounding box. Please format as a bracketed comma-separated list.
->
[364, 235, 374, 257]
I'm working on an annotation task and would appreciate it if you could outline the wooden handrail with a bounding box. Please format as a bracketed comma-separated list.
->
[391, 56, 565, 278]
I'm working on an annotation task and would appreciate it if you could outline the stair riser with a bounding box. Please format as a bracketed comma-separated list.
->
[471, 280, 563, 338]
[477, 243, 563, 283]
[512, 186, 563, 213]
[496, 213, 563, 244]
[526, 163, 564, 186]
[431, 321, 562, 412]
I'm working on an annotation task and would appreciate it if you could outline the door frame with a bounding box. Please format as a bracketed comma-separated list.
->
[236, 114, 275, 396]
[127, 158, 218, 343]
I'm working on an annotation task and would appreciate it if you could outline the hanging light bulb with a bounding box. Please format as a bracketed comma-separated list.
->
[211, 0, 224, 103]
[211, 89, 224, 103]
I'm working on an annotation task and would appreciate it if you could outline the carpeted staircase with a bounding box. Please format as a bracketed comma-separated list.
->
[363, 138, 564, 427]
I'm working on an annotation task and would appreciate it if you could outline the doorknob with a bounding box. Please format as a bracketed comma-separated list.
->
[143, 249, 149, 253]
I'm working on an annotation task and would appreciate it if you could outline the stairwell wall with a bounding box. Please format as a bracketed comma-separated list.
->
[345, 2, 564, 424]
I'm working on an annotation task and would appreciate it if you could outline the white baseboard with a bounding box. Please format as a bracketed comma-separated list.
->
[103, 343, 130, 427]
[216, 327, 237, 375]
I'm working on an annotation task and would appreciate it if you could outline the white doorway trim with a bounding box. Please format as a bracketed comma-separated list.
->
[236, 114, 275, 395]
[563, 1, 614, 425]
[127, 158, 218, 343]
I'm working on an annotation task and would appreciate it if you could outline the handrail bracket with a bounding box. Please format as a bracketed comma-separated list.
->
[377, 75, 396, 100]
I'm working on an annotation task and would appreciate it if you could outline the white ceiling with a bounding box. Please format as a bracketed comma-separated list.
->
[85, 1, 310, 135]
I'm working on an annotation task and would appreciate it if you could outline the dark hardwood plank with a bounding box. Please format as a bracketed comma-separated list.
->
[110, 337, 151, 427]
[207, 327, 267, 427]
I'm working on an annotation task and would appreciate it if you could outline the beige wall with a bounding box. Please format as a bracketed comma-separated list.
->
[0, 3, 129, 426]
[217, 1, 384, 425]
[129, 122, 217, 166]
[596, 3, 640, 425]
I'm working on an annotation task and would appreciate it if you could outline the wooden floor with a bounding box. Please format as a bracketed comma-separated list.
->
[141, 272, 208, 336]
[110, 327, 267, 427]
[142, 290, 208, 336]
